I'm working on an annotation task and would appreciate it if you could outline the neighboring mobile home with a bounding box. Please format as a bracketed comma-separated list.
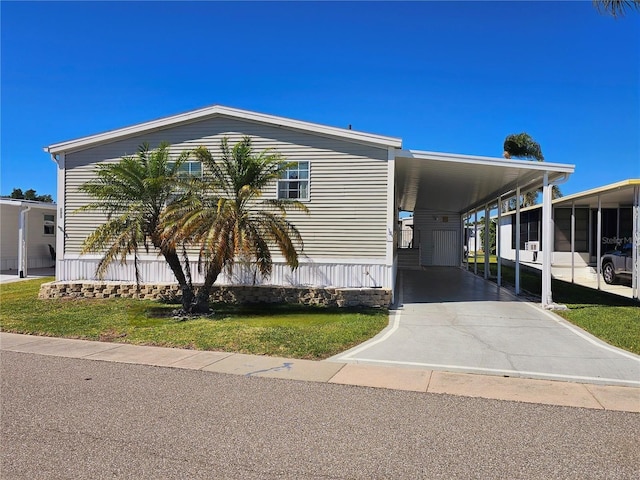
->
[497, 179, 640, 300]
[0, 199, 57, 276]
[45, 105, 575, 305]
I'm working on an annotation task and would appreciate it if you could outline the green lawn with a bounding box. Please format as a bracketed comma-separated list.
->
[474, 263, 640, 355]
[0, 278, 388, 360]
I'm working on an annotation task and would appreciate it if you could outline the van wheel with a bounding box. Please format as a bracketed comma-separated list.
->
[602, 262, 616, 285]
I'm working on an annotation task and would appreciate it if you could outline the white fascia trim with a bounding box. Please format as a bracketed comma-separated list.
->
[0, 199, 57, 210]
[44, 105, 403, 154]
[397, 149, 575, 174]
[552, 178, 640, 205]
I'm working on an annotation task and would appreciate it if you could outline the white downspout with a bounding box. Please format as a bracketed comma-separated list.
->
[18, 204, 33, 278]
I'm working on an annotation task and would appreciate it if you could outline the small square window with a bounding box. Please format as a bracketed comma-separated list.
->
[278, 162, 309, 200]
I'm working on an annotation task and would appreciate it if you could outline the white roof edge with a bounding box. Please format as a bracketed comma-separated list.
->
[552, 178, 640, 204]
[496, 179, 640, 216]
[397, 149, 575, 173]
[45, 105, 403, 153]
[0, 198, 57, 209]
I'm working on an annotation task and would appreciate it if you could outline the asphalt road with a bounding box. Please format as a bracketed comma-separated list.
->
[1, 352, 638, 479]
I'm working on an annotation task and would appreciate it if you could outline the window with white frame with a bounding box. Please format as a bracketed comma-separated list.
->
[44, 214, 55, 235]
[167, 161, 202, 179]
[278, 161, 309, 200]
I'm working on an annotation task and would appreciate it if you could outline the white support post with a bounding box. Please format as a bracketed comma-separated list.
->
[465, 212, 470, 271]
[597, 195, 602, 290]
[497, 196, 502, 287]
[460, 214, 465, 267]
[474, 209, 478, 275]
[55, 153, 66, 281]
[515, 188, 521, 295]
[541, 172, 553, 307]
[632, 186, 639, 301]
[571, 201, 575, 284]
[484, 203, 490, 279]
[386, 148, 396, 297]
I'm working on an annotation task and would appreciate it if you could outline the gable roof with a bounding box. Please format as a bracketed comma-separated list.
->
[44, 105, 403, 155]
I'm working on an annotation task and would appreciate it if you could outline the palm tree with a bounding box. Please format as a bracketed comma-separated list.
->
[593, 0, 640, 17]
[77, 143, 194, 301]
[162, 136, 308, 313]
[502, 133, 562, 210]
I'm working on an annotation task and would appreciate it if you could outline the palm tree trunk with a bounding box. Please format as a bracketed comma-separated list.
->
[188, 263, 222, 314]
[158, 246, 196, 310]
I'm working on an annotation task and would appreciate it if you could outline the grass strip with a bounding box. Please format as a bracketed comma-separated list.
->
[0, 278, 388, 360]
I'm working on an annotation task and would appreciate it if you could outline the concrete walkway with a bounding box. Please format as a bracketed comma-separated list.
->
[331, 268, 640, 388]
[1, 332, 638, 413]
[0, 267, 54, 284]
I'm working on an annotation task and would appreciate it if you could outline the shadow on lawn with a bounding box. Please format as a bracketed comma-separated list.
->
[146, 302, 383, 320]
[476, 263, 638, 307]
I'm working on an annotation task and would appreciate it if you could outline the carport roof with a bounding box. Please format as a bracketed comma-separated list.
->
[395, 149, 575, 214]
[552, 179, 640, 208]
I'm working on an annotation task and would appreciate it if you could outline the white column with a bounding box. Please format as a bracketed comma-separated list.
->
[597, 195, 602, 290]
[541, 172, 553, 307]
[460, 214, 464, 267]
[484, 203, 490, 279]
[497, 196, 502, 287]
[515, 188, 521, 295]
[386, 148, 396, 296]
[474, 209, 478, 275]
[571, 201, 575, 284]
[55, 153, 66, 281]
[632, 186, 639, 301]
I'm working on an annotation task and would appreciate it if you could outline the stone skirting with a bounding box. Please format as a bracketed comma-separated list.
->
[38, 281, 391, 308]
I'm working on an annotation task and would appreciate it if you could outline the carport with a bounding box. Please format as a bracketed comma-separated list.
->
[551, 179, 640, 301]
[393, 149, 575, 307]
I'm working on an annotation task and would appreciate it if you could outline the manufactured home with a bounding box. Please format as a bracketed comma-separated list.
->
[45, 105, 576, 305]
[497, 179, 640, 300]
[0, 199, 57, 276]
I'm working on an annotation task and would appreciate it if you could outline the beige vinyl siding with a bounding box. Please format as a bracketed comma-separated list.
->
[1, 204, 56, 270]
[413, 210, 462, 266]
[0, 205, 19, 267]
[64, 117, 389, 259]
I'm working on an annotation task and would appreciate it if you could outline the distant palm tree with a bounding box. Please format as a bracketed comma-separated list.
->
[503, 133, 562, 209]
[162, 136, 308, 313]
[77, 143, 193, 299]
[593, 0, 640, 17]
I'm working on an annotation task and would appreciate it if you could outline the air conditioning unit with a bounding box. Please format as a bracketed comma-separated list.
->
[525, 241, 540, 252]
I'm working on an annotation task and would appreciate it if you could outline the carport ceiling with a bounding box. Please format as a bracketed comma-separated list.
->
[395, 150, 575, 214]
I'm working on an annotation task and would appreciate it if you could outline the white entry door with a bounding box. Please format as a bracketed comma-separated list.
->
[432, 230, 459, 266]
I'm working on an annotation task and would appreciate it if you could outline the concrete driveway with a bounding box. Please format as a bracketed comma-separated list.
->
[331, 268, 640, 387]
[0, 267, 54, 284]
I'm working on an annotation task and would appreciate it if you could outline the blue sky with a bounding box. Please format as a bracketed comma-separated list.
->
[2, 1, 638, 202]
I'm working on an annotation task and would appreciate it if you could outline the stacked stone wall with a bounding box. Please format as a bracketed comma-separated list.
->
[38, 282, 391, 308]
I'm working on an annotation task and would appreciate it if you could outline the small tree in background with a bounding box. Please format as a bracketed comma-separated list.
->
[479, 219, 497, 255]
[502, 132, 562, 211]
[8, 188, 53, 203]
